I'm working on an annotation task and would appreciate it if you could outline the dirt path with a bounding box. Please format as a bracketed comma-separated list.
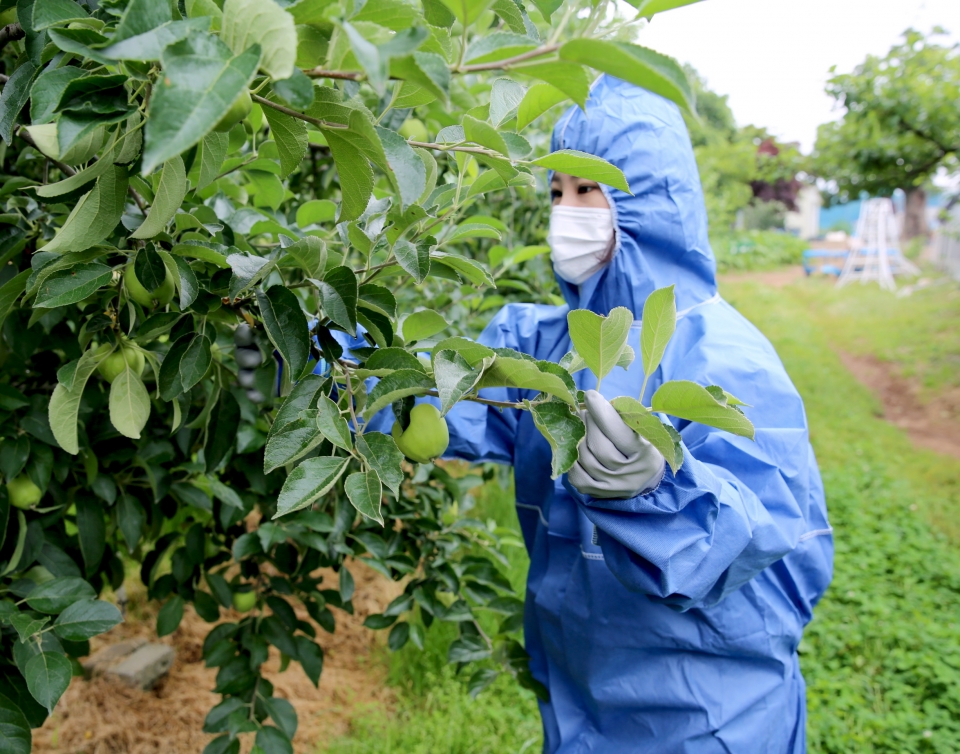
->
[719, 265, 807, 289]
[34, 562, 402, 754]
[837, 351, 960, 460]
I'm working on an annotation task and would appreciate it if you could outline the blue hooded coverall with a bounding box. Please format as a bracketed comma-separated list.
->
[424, 77, 834, 753]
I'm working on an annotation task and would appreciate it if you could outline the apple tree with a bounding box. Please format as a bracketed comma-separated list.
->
[0, 0, 754, 751]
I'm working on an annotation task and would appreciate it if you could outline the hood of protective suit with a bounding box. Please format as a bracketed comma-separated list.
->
[551, 75, 717, 315]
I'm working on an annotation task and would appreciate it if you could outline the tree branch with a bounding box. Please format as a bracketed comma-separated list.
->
[301, 68, 363, 80]
[251, 93, 348, 131]
[456, 44, 559, 73]
[0, 23, 24, 55]
[16, 127, 76, 177]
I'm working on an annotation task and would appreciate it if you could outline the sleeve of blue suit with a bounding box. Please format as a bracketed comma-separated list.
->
[566, 436, 806, 610]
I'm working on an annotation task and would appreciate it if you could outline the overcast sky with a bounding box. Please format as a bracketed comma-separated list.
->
[636, 0, 959, 153]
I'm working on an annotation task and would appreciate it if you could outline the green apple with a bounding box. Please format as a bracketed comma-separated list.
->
[7, 475, 42, 509]
[399, 118, 429, 143]
[24, 566, 55, 585]
[391, 404, 449, 463]
[96, 343, 145, 383]
[215, 90, 253, 133]
[204, 538, 220, 559]
[124, 264, 175, 308]
[232, 590, 257, 613]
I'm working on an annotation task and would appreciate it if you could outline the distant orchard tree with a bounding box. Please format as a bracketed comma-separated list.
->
[814, 28, 960, 239]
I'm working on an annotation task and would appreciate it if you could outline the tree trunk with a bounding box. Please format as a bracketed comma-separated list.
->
[902, 187, 930, 240]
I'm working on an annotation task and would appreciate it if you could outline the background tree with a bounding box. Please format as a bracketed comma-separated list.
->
[813, 28, 960, 239]
[684, 66, 807, 233]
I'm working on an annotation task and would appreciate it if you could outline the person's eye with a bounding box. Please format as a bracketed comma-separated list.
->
[551, 189, 562, 201]
[578, 185, 597, 195]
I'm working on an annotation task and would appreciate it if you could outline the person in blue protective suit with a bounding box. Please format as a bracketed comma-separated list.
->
[371, 75, 834, 753]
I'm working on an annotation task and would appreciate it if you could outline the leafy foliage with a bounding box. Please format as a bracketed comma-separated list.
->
[813, 29, 960, 204]
[0, 0, 749, 749]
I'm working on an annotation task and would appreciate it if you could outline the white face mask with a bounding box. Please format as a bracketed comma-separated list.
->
[547, 206, 616, 285]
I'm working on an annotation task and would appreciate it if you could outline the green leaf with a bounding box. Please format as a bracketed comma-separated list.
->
[362, 370, 434, 419]
[24, 652, 71, 714]
[25, 578, 95, 614]
[76, 496, 106, 574]
[389, 53, 450, 102]
[31, 0, 89, 29]
[205, 391, 241, 472]
[566, 306, 633, 386]
[517, 82, 568, 131]
[316, 395, 352, 450]
[117, 493, 145, 553]
[256, 726, 293, 754]
[315, 266, 358, 337]
[629, 0, 704, 17]
[273, 68, 315, 109]
[431, 337, 494, 367]
[433, 349, 486, 415]
[112, 0, 172, 43]
[402, 309, 447, 343]
[375, 127, 426, 210]
[478, 353, 576, 405]
[109, 368, 151, 439]
[222, 0, 297, 79]
[610, 396, 683, 473]
[0, 62, 38, 144]
[559, 40, 695, 115]
[263, 104, 308, 179]
[651, 381, 755, 439]
[32, 263, 112, 309]
[358, 284, 397, 319]
[227, 252, 271, 299]
[143, 33, 261, 174]
[447, 223, 502, 243]
[47, 348, 107, 455]
[516, 61, 588, 109]
[179, 335, 212, 392]
[157, 595, 184, 637]
[530, 150, 630, 194]
[270, 374, 326, 435]
[295, 637, 324, 686]
[322, 119, 375, 223]
[9, 614, 48, 644]
[100, 17, 212, 60]
[529, 0, 561, 21]
[33, 134, 122, 197]
[198, 131, 230, 190]
[296, 199, 336, 227]
[158, 334, 191, 400]
[0, 692, 32, 754]
[640, 285, 676, 384]
[430, 252, 495, 288]
[342, 21, 387, 94]
[29, 67, 87, 125]
[344, 470, 383, 525]
[489, 78, 526, 127]
[257, 285, 310, 379]
[464, 33, 536, 65]
[53, 599, 122, 641]
[356, 433, 404, 497]
[275, 456, 349, 517]
[281, 237, 328, 279]
[41, 166, 129, 252]
[393, 239, 430, 283]
[0, 270, 28, 331]
[438, 0, 493, 27]
[462, 115, 509, 156]
[131, 156, 187, 238]
[528, 401, 585, 479]
[264, 411, 325, 473]
[366, 348, 425, 373]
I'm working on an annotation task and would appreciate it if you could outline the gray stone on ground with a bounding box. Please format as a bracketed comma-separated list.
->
[110, 643, 176, 690]
[81, 638, 175, 690]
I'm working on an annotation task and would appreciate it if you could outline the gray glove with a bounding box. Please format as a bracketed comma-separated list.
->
[568, 390, 666, 499]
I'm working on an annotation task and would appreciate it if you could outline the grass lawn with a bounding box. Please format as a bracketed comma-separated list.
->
[323, 273, 960, 754]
